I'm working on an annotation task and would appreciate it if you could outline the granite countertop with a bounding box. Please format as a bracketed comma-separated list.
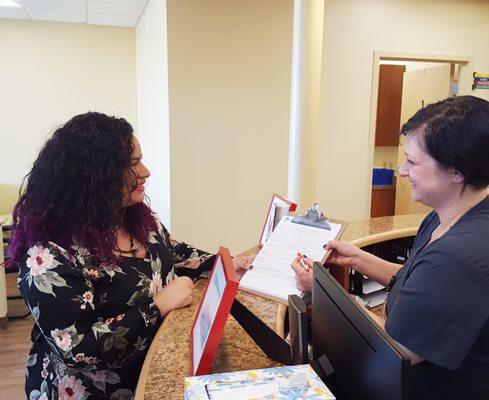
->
[341, 213, 426, 242]
[139, 279, 281, 400]
[138, 213, 428, 400]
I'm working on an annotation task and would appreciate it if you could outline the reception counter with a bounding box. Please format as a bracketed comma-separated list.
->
[135, 213, 426, 400]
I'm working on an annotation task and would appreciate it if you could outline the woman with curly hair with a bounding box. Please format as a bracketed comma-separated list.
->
[7, 112, 253, 400]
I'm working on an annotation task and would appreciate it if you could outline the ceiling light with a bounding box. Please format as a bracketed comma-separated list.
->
[0, 0, 21, 8]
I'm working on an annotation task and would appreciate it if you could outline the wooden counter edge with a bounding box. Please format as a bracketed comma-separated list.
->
[349, 226, 419, 248]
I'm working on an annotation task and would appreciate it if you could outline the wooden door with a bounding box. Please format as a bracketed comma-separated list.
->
[395, 64, 451, 215]
[375, 65, 406, 146]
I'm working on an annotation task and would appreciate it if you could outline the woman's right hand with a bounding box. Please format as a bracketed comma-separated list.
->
[153, 276, 194, 316]
[325, 240, 363, 272]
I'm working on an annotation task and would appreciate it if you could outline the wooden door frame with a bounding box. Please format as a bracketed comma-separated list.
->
[365, 51, 474, 217]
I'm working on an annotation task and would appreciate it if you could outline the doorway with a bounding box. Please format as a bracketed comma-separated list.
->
[367, 52, 474, 218]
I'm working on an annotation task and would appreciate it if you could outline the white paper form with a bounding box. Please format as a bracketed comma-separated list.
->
[240, 216, 343, 303]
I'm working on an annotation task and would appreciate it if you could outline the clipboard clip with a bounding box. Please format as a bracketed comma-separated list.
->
[291, 203, 331, 230]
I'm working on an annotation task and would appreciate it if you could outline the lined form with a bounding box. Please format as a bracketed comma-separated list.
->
[240, 216, 343, 303]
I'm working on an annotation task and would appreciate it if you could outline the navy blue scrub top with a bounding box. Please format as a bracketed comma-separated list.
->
[385, 196, 489, 400]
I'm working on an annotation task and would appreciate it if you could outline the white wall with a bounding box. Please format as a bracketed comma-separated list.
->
[0, 20, 138, 214]
[135, 0, 171, 228]
[167, 0, 293, 253]
[316, 0, 489, 221]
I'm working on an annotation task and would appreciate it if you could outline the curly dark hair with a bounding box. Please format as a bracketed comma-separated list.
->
[7, 112, 157, 267]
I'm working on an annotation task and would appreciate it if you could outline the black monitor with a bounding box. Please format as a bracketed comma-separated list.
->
[311, 262, 411, 400]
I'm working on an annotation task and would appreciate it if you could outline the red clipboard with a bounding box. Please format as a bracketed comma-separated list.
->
[258, 193, 297, 247]
[189, 246, 239, 376]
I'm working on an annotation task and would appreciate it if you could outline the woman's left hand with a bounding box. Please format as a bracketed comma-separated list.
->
[232, 255, 255, 280]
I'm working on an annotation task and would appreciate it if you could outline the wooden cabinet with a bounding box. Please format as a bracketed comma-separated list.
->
[371, 186, 396, 217]
[375, 65, 406, 146]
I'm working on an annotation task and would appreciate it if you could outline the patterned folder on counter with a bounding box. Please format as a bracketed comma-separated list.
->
[184, 364, 336, 400]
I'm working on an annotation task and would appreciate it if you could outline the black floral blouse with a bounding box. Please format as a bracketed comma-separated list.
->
[18, 220, 214, 400]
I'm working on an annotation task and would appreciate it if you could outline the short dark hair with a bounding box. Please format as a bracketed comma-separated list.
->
[401, 95, 489, 190]
[8, 112, 157, 267]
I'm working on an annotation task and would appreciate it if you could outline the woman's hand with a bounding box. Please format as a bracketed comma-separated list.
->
[291, 255, 314, 292]
[328, 240, 401, 286]
[232, 255, 255, 280]
[325, 240, 362, 272]
[153, 276, 194, 316]
[290, 240, 363, 293]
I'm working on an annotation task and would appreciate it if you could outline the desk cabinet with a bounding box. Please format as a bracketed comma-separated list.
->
[371, 186, 396, 217]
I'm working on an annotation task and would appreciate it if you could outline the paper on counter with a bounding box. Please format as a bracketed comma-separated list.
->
[240, 216, 343, 303]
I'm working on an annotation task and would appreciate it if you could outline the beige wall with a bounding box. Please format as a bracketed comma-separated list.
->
[0, 20, 138, 214]
[167, 0, 294, 253]
[3, 0, 488, 250]
[136, 0, 171, 228]
[317, 0, 489, 221]
[373, 147, 397, 169]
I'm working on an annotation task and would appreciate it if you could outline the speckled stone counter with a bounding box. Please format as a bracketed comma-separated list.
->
[136, 279, 281, 400]
[136, 213, 427, 400]
[342, 213, 426, 247]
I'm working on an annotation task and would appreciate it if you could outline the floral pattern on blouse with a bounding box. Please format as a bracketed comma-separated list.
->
[18, 221, 215, 400]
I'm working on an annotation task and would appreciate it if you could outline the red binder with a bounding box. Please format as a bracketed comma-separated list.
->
[259, 193, 297, 247]
[189, 246, 239, 376]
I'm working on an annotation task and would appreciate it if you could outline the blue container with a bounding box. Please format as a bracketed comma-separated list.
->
[372, 168, 394, 185]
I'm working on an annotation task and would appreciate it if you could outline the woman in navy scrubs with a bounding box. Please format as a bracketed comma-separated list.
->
[292, 95, 489, 399]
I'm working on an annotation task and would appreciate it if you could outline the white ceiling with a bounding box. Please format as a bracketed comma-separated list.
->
[0, 0, 149, 28]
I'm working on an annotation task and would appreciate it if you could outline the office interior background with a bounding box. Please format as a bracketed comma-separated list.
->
[0, 0, 487, 254]
[1, 0, 489, 397]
